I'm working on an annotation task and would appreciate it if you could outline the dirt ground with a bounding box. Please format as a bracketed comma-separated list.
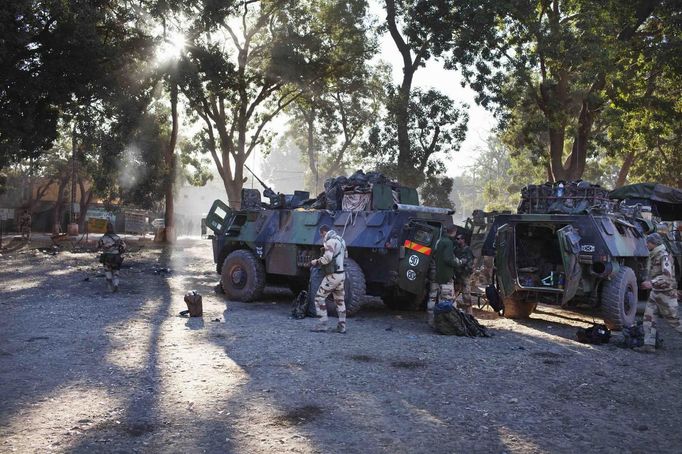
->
[1, 237, 682, 454]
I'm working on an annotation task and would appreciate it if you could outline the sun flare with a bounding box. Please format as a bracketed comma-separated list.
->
[156, 30, 186, 62]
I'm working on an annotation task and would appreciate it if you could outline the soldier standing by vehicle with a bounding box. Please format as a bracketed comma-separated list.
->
[636, 233, 681, 353]
[97, 222, 126, 292]
[427, 226, 458, 327]
[19, 210, 31, 241]
[453, 233, 475, 315]
[310, 224, 347, 333]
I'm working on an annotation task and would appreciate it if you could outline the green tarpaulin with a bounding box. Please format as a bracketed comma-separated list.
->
[610, 183, 682, 220]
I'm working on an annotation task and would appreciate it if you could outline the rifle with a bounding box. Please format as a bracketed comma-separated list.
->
[244, 165, 278, 202]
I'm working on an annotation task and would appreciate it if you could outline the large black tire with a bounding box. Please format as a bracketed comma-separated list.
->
[503, 296, 537, 319]
[601, 265, 637, 331]
[308, 258, 366, 317]
[220, 249, 266, 302]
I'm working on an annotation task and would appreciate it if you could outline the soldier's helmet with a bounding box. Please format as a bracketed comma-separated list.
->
[106, 222, 115, 234]
[646, 232, 663, 246]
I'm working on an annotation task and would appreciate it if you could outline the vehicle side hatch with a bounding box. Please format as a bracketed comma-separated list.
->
[494, 223, 516, 297]
[398, 221, 439, 295]
[557, 224, 582, 304]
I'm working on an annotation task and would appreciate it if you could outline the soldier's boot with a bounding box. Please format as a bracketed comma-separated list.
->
[633, 345, 656, 353]
[106, 278, 114, 292]
[113, 274, 120, 292]
[337, 321, 347, 334]
[311, 321, 329, 332]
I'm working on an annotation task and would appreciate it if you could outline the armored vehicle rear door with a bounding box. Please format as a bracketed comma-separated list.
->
[494, 224, 516, 297]
[557, 225, 582, 304]
[206, 199, 232, 235]
[399, 222, 439, 294]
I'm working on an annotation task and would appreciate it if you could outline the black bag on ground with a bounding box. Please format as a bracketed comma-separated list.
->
[576, 324, 611, 344]
[433, 301, 490, 337]
[291, 290, 309, 319]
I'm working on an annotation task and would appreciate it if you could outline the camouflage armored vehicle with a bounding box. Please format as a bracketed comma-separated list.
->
[609, 182, 682, 288]
[206, 170, 458, 315]
[482, 181, 653, 330]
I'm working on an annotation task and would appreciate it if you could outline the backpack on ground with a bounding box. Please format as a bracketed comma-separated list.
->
[576, 323, 611, 344]
[433, 300, 490, 337]
[291, 290, 309, 319]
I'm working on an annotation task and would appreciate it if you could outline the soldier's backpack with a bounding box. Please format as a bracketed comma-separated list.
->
[433, 301, 490, 337]
[485, 283, 504, 314]
[291, 290, 309, 319]
[576, 323, 611, 344]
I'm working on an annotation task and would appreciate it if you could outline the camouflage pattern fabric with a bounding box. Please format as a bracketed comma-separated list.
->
[314, 273, 346, 325]
[427, 262, 454, 326]
[454, 244, 474, 313]
[98, 233, 126, 292]
[643, 244, 681, 346]
[433, 301, 490, 337]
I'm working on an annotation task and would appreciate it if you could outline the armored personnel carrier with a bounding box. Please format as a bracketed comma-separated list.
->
[482, 181, 653, 330]
[205, 170, 459, 315]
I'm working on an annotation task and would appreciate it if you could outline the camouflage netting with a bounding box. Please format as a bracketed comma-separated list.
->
[308, 170, 404, 211]
[517, 181, 613, 215]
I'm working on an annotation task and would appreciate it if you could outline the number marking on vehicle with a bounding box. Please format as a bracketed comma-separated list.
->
[408, 255, 419, 267]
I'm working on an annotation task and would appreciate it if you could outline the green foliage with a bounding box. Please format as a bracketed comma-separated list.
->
[420, 175, 454, 209]
[285, 0, 385, 192]
[363, 88, 468, 185]
[0, 0, 154, 168]
[447, 0, 668, 182]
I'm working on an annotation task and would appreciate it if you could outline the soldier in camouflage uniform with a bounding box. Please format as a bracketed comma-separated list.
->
[310, 224, 347, 334]
[19, 210, 31, 240]
[635, 233, 681, 353]
[453, 233, 475, 315]
[427, 226, 458, 327]
[97, 222, 126, 292]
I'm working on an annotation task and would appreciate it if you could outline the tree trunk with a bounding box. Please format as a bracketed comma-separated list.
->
[385, 0, 417, 187]
[77, 177, 92, 232]
[548, 127, 568, 181]
[303, 107, 319, 193]
[52, 177, 69, 234]
[615, 151, 636, 188]
[164, 80, 179, 243]
[224, 179, 242, 211]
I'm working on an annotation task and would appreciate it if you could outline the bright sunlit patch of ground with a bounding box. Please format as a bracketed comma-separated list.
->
[104, 299, 162, 373]
[3, 385, 121, 452]
[0, 277, 43, 291]
[402, 399, 447, 426]
[497, 425, 544, 453]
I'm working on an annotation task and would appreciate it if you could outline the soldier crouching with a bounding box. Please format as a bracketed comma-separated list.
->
[97, 222, 126, 292]
[309, 224, 347, 334]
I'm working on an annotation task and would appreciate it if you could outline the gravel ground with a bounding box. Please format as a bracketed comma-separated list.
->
[1, 238, 682, 453]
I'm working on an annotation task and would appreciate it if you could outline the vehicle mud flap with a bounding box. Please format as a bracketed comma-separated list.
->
[503, 296, 537, 319]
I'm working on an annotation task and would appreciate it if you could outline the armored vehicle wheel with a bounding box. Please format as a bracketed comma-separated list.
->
[601, 265, 637, 330]
[503, 297, 537, 319]
[309, 258, 366, 317]
[220, 250, 266, 302]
